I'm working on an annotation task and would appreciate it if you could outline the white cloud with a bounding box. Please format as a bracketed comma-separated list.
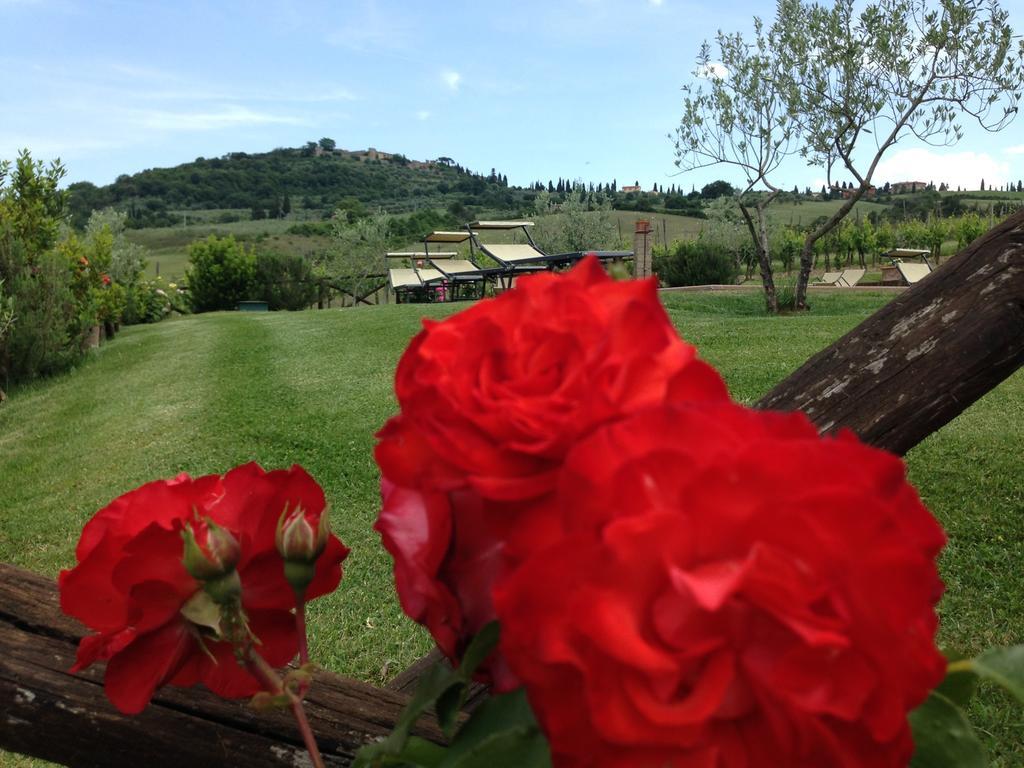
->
[1005, 144, 1024, 156]
[696, 61, 728, 80]
[441, 70, 461, 91]
[416, 110, 431, 121]
[0, 134, 122, 157]
[874, 148, 1010, 191]
[133, 106, 309, 132]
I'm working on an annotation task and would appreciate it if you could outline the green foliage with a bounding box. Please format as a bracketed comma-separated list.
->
[87, 209, 149, 286]
[0, 278, 13, 344]
[324, 212, 391, 299]
[3, 250, 80, 382]
[124, 277, 188, 324]
[910, 691, 987, 767]
[0, 151, 82, 385]
[956, 213, 987, 250]
[64, 146, 526, 228]
[186, 235, 257, 312]
[701, 180, 737, 199]
[654, 238, 738, 286]
[253, 250, 317, 311]
[354, 623, 551, 768]
[96, 282, 127, 326]
[532, 189, 620, 253]
[910, 646, 1024, 767]
[0, 151, 68, 258]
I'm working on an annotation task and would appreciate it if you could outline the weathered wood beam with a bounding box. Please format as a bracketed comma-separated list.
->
[0, 562, 443, 767]
[757, 208, 1024, 455]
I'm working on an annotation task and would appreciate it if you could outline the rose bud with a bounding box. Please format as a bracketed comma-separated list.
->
[276, 506, 331, 594]
[182, 518, 243, 604]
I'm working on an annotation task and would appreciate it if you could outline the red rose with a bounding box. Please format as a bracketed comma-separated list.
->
[59, 463, 348, 714]
[494, 403, 947, 768]
[376, 257, 727, 687]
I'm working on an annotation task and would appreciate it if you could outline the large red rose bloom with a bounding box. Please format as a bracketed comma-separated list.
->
[494, 403, 947, 768]
[375, 258, 728, 687]
[59, 463, 348, 714]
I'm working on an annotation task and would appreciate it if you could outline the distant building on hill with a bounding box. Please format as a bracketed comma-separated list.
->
[830, 183, 878, 200]
[621, 184, 642, 193]
[889, 180, 928, 194]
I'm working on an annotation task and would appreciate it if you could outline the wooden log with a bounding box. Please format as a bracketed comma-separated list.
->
[757, 208, 1024, 455]
[0, 562, 444, 768]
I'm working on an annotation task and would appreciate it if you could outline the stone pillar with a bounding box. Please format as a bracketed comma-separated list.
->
[633, 220, 653, 279]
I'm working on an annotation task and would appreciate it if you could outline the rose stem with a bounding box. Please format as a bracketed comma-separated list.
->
[295, 596, 310, 667]
[245, 648, 326, 768]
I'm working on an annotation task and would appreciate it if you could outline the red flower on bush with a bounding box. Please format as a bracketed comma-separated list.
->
[59, 463, 348, 714]
[375, 257, 727, 688]
[494, 403, 947, 768]
[101, 274, 111, 286]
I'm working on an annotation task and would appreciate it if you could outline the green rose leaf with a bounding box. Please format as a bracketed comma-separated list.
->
[971, 645, 1024, 706]
[435, 682, 467, 740]
[354, 663, 453, 766]
[354, 624, 504, 766]
[457, 621, 500, 679]
[437, 621, 502, 738]
[909, 691, 986, 768]
[936, 651, 979, 708]
[438, 688, 551, 768]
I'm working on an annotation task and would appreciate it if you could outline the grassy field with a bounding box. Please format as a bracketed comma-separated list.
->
[1, 292, 1021, 765]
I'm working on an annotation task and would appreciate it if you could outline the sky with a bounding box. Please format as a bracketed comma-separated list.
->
[2, 0, 1024, 194]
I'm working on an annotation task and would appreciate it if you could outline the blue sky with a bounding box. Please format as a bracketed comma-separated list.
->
[2, 0, 1023, 193]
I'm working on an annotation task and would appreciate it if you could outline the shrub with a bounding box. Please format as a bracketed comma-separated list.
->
[653, 238, 738, 287]
[253, 251, 316, 311]
[124, 278, 189, 324]
[4, 250, 80, 381]
[185, 235, 256, 312]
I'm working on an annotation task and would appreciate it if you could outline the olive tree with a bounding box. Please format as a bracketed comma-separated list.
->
[532, 189, 620, 254]
[326, 211, 390, 306]
[776, 0, 1024, 308]
[675, 19, 798, 312]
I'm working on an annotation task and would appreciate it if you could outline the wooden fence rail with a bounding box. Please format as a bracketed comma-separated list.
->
[2, 208, 1022, 766]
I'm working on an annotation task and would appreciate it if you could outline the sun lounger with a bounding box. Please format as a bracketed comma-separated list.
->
[837, 269, 865, 287]
[418, 235, 498, 301]
[817, 271, 844, 285]
[387, 268, 424, 303]
[468, 221, 552, 271]
[896, 262, 932, 285]
[386, 252, 452, 303]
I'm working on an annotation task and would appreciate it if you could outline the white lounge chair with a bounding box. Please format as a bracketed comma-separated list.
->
[837, 269, 865, 287]
[896, 262, 932, 285]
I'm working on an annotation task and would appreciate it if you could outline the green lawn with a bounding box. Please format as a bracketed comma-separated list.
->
[1, 292, 1021, 764]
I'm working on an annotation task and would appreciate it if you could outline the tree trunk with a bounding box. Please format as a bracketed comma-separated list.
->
[739, 203, 778, 314]
[758, 208, 1024, 454]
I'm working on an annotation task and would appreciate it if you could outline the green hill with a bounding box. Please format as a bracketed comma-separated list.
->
[66, 146, 530, 229]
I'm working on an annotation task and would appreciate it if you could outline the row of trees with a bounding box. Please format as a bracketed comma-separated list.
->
[652, 200, 995, 288]
[675, 0, 1024, 312]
